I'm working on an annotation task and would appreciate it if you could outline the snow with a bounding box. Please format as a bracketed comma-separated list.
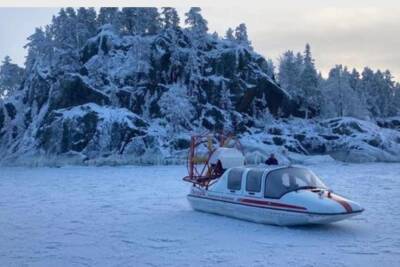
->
[0, 162, 399, 266]
[59, 103, 142, 129]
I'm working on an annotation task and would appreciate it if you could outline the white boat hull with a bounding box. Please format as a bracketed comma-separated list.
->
[187, 194, 361, 226]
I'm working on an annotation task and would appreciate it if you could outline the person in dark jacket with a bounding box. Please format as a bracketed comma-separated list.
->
[213, 160, 224, 177]
[265, 153, 279, 165]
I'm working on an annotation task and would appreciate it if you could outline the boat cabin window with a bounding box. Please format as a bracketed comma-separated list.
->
[246, 169, 263, 193]
[227, 168, 244, 191]
[264, 167, 327, 198]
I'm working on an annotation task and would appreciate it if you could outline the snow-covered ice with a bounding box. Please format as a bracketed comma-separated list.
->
[0, 162, 399, 266]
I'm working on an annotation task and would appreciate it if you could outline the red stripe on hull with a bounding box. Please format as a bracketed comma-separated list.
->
[329, 194, 353, 213]
[239, 198, 307, 211]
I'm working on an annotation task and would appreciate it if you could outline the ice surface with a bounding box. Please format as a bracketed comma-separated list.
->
[0, 162, 399, 266]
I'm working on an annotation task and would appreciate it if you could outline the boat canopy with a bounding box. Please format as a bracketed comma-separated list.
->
[209, 147, 244, 169]
[264, 167, 328, 198]
[220, 166, 329, 199]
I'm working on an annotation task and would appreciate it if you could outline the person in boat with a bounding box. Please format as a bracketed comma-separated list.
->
[265, 153, 279, 165]
[213, 160, 224, 177]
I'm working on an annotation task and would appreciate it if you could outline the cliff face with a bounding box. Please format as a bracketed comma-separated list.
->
[0, 26, 294, 165]
[2, 24, 399, 166]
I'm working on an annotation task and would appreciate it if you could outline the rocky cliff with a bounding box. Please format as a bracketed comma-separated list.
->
[1, 11, 400, 166]
[0, 25, 295, 165]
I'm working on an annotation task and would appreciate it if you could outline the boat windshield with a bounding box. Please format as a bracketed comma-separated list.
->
[265, 167, 328, 198]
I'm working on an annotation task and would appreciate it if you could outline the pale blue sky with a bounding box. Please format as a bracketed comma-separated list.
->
[0, 1, 399, 80]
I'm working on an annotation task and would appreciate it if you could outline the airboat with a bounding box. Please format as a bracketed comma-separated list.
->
[183, 134, 364, 226]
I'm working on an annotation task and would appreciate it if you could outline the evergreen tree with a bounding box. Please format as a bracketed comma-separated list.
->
[185, 7, 208, 32]
[320, 65, 367, 118]
[360, 67, 379, 117]
[211, 31, 219, 39]
[219, 80, 232, 110]
[76, 7, 97, 48]
[394, 83, 400, 115]
[161, 7, 180, 29]
[137, 8, 161, 35]
[234, 23, 251, 47]
[349, 68, 360, 90]
[278, 50, 302, 97]
[120, 8, 161, 35]
[65, 7, 78, 47]
[120, 8, 139, 35]
[279, 45, 321, 118]
[185, 7, 208, 47]
[51, 8, 79, 50]
[225, 27, 235, 41]
[24, 27, 53, 70]
[298, 44, 320, 118]
[348, 68, 369, 117]
[97, 7, 119, 26]
[0, 56, 24, 98]
[358, 68, 397, 118]
[159, 84, 194, 132]
[380, 70, 396, 117]
[262, 59, 275, 81]
[185, 51, 202, 98]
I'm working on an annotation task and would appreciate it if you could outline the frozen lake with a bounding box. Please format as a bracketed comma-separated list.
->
[0, 162, 399, 266]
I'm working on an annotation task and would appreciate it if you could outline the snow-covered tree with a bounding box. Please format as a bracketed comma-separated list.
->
[359, 67, 377, 116]
[358, 67, 397, 118]
[120, 7, 139, 35]
[348, 68, 369, 117]
[349, 68, 360, 90]
[394, 83, 400, 115]
[320, 65, 368, 118]
[50, 8, 79, 50]
[0, 56, 24, 98]
[137, 8, 161, 35]
[211, 31, 219, 39]
[184, 51, 202, 98]
[24, 27, 53, 70]
[219, 80, 232, 110]
[120, 8, 161, 35]
[185, 7, 208, 47]
[262, 59, 276, 81]
[161, 7, 180, 29]
[381, 70, 397, 116]
[278, 50, 302, 96]
[298, 44, 320, 118]
[225, 27, 235, 41]
[279, 45, 322, 118]
[185, 7, 208, 33]
[97, 7, 119, 26]
[168, 49, 184, 83]
[159, 84, 194, 131]
[76, 8, 97, 48]
[234, 23, 251, 47]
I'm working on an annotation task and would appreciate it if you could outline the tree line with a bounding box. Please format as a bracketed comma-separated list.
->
[278, 44, 400, 119]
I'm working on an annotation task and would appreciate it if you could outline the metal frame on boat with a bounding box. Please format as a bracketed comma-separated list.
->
[183, 133, 243, 188]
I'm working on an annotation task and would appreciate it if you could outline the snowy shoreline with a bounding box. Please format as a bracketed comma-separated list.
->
[3, 115, 400, 167]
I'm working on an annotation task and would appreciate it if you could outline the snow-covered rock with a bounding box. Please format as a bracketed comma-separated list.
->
[37, 103, 148, 157]
[0, 25, 295, 165]
[243, 117, 400, 163]
[377, 116, 400, 131]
